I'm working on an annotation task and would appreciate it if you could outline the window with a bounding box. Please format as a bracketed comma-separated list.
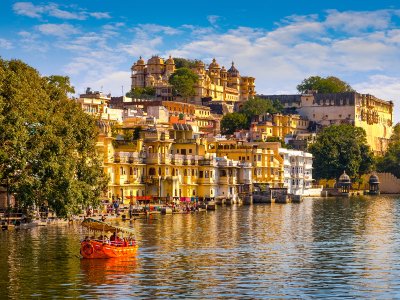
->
[199, 171, 204, 178]
[205, 171, 209, 178]
[149, 168, 156, 176]
[189, 149, 192, 154]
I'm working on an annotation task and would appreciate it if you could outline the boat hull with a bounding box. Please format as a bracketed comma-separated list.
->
[80, 240, 138, 259]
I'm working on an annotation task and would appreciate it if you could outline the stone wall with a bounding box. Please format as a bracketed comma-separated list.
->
[362, 173, 400, 194]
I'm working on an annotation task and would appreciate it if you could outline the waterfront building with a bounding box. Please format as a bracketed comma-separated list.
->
[131, 56, 256, 106]
[206, 140, 284, 188]
[279, 148, 314, 195]
[259, 92, 394, 155]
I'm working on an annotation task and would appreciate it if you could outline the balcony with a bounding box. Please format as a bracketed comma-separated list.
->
[145, 153, 161, 164]
[172, 154, 184, 165]
[197, 177, 215, 185]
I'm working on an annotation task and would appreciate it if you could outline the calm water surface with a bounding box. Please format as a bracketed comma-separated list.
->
[1, 196, 400, 299]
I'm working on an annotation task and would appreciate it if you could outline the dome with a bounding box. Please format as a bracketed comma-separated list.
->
[136, 56, 145, 65]
[339, 171, 351, 183]
[166, 55, 174, 65]
[369, 174, 380, 184]
[227, 61, 239, 77]
[195, 60, 205, 68]
[209, 58, 220, 69]
[148, 55, 164, 65]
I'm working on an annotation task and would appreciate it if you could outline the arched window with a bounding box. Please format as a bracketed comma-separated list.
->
[149, 168, 156, 176]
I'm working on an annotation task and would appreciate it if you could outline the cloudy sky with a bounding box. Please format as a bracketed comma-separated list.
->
[1, 0, 400, 122]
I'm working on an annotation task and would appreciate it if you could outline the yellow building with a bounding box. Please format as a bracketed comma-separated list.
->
[250, 113, 309, 141]
[260, 92, 394, 155]
[131, 56, 256, 106]
[206, 140, 284, 187]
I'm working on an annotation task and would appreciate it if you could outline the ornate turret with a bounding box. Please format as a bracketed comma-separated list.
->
[165, 55, 175, 75]
[338, 171, 351, 195]
[136, 56, 145, 66]
[209, 58, 220, 69]
[165, 55, 174, 65]
[227, 61, 239, 77]
[368, 173, 380, 195]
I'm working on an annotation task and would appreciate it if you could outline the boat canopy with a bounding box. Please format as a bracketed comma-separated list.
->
[81, 218, 136, 235]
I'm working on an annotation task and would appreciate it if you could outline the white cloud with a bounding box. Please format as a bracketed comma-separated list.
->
[76, 71, 131, 96]
[36, 24, 80, 37]
[18, 30, 48, 52]
[0, 38, 13, 49]
[12, 2, 110, 21]
[90, 12, 112, 19]
[13, 2, 44, 18]
[134, 24, 182, 36]
[324, 9, 398, 34]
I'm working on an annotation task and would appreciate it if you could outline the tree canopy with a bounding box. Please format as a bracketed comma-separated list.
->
[297, 76, 354, 94]
[168, 68, 198, 101]
[173, 58, 198, 69]
[220, 112, 248, 135]
[220, 97, 284, 134]
[377, 123, 400, 177]
[309, 124, 374, 180]
[126, 86, 155, 99]
[240, 97, 283, 124]
[0, 58, 108, 217]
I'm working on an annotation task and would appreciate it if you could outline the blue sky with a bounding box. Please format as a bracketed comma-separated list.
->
[1, 0, 400, 122]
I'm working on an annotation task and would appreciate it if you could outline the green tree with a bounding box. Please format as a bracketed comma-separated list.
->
[297, 76, 354, 94]
[239, 97, 283, 126]
[0, 58, 108, 217]
[377, 123, 400, 177]
[309, 124, 374, 181]
[126, 86, 155, 99]
[174, 58, 198, 69]
[221, 112, 248, 135]
[168, 68, 198, 102]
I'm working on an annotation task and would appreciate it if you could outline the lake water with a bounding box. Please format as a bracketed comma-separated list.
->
[1, 196, 400, 299]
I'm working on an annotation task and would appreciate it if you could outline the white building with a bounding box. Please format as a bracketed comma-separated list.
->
[279, 148, 316, 196]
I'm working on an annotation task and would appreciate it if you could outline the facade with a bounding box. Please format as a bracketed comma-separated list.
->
[131, 56, 255, 105]
[250, 113, 309, 141]
[77, 88, 123, 123]
[279, 149, 314, 195]
[259, 92, 394, 155]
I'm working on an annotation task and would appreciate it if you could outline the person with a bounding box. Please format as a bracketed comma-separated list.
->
[129, 203, 133, 219]
[113, 200, 119, 215]
[110, 232, 117, 241]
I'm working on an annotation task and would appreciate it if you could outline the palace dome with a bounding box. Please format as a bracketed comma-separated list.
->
[148, 55, 164, 65]
[227, 61, 239, 77]
[166, 55, 174, 65]
[209, 58, 220, 69]
[136, 56, 145, 65]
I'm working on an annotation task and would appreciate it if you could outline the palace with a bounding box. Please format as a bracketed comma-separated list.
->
[259, 92, 394, 155]
[130, 56, 256, 106]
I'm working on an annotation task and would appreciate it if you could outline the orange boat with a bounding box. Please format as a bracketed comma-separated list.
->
[80, 218, 138, 259]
